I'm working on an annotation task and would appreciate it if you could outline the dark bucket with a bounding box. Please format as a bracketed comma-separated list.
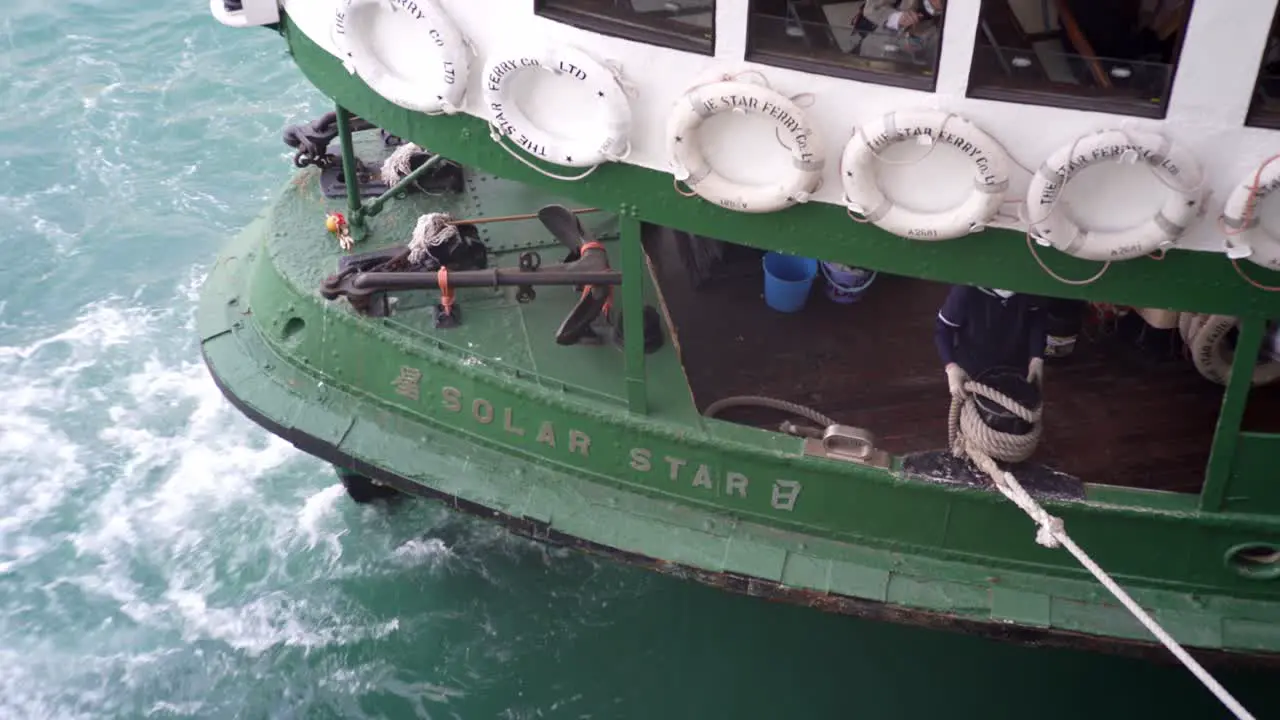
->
[973, 366, 1042, 436]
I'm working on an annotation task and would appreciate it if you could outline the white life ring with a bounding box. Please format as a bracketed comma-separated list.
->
[482, 46, 632, 169]
[1180, 314, 1280, 386]
[1025, 129, 1203, 262]
[1221, 157, 1280, 272]
[332, 0, 471, 115]
[840, 109, 1010, 240]
[666, 80, 824, 214]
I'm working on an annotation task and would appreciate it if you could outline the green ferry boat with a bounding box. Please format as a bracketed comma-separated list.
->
[204, 0, 1280, 710]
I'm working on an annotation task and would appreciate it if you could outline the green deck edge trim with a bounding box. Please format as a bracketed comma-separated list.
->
[281, 16, 1280, 319]
[198, 216, 1280, 658]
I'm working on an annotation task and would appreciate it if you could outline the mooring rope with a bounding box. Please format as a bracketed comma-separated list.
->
[948, 380, 1255, 720]
[407, 212, 459, 266]
[704, 395, 838, 429]
[381, 141, 424, 186]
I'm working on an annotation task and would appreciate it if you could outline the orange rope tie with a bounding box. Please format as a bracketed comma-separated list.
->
[1232, 258, 1280, 292]
[577, 241, 612, 315]
[438, 266, 455, 315]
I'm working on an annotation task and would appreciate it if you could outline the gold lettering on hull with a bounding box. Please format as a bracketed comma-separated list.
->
[536, 421, 556, 448]
[392, 366, 423, 401]
[503, 408, 524, 436]
[440, 386, 590, 458]
[624, 449, 801, 510]
[472, 399, 494, 424]
[421, 384, 802, 513]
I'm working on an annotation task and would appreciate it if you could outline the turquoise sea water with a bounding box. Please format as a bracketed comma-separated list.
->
[0, 2, 1276, 717]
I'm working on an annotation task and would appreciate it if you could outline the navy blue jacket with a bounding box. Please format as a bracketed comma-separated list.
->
[934, 286, 1048, 377]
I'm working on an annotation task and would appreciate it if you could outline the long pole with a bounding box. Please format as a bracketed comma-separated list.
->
[334, 105, 364, 233]
[446, 208, 600, 226]
[350, 268, 622, 292]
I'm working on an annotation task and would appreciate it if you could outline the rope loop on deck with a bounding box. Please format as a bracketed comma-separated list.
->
[946, 382, 1256, 719]
[948, 380, 1041, 465]
[381, 141, 424, 186]
[408, 212, 459, 266]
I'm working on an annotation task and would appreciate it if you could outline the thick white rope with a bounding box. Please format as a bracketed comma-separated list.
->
[381, 142, 424, 186]
[950, 382, 1255, 720]
[407, 212, 458, 266]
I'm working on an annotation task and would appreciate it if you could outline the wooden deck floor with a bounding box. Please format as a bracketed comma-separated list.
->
[645, 230, 1280, 493]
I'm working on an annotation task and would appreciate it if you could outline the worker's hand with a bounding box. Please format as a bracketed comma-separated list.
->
[945, 362, 967, 397]
[897, 10, 921, 28]
[1027, 357, 1044, 386]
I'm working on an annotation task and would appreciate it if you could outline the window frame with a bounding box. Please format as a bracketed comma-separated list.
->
[742, 2, 943, 92]
[533, 0, 716, 56]
[964, 0, 1195, 120]
[1244, 5, 1280, 130]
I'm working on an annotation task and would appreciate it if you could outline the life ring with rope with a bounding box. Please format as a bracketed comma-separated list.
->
[481, 45, 633, 171]
[1025, 129, 1203, 262]
[1221, 154, 1280, 272]
[1178, 313, 1280, 386]
[666, 79, 824, 214]
[840, 109, 1011, 240]
[332, 0, 472, 115]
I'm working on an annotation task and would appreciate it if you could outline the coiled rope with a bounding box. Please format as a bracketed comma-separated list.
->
[407, 212, 459, 267]
[381, 142, 424, 186]
[949, 380, 1255, 720]
[704, 395, 837, 430]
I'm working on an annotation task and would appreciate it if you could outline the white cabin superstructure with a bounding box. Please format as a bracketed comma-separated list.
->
[229, 0, 1280, 261]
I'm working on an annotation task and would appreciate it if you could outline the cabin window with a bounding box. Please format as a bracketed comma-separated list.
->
[533, 0, 715, 55]
[745, 0, 944, 90]
[968, 0, 1194, 118]
[1246, 7, 1280, 129]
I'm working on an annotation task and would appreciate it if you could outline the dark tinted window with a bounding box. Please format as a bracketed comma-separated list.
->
[534, 0, 715, 55]
[746, 0, 945, 90]
[1247, 8, 1280, 129]
[968, 0, 1193, 118]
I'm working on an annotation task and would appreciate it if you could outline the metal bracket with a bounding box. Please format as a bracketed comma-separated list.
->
[803, 424, 891, 469]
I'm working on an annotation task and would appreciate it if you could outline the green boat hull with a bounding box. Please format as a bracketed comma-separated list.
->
[198, 17, 1280, 670]
[199, 169, 1279, 673]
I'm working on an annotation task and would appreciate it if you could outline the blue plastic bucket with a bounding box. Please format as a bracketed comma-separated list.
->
[820, 261, 877, 304]
[762, 252, 818, 313]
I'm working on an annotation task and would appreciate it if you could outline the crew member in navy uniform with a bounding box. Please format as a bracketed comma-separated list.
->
[934, 285, 1048, 397]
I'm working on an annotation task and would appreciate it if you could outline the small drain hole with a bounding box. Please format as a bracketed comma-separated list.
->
[281, 316, 306, 342]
